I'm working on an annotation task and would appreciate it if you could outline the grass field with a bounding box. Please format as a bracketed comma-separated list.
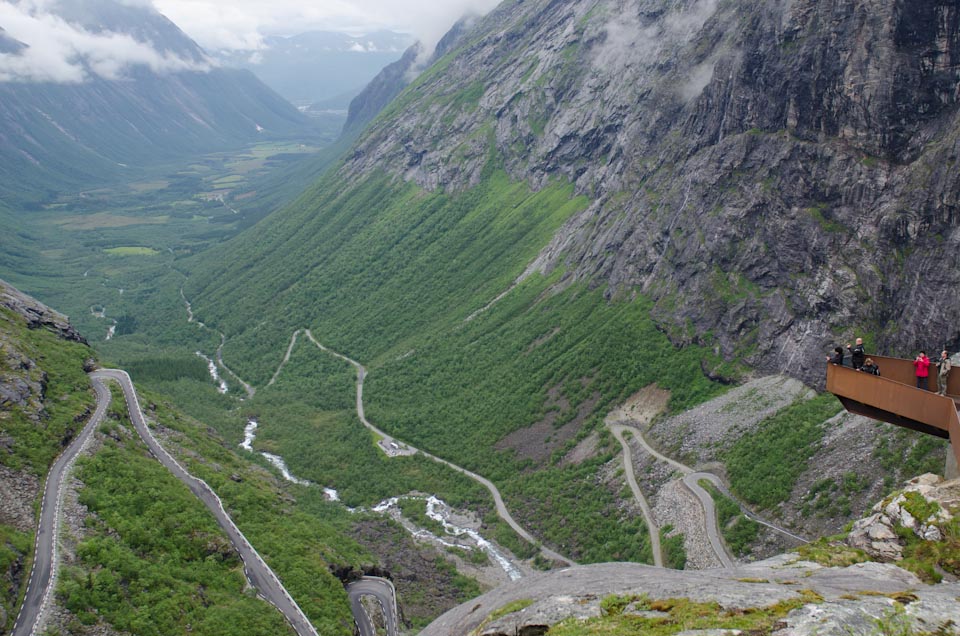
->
[104, 246, 162, 256]
[54, 213, 171, 230]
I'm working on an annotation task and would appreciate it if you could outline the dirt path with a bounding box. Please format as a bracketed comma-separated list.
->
[267, 329, 303, 387]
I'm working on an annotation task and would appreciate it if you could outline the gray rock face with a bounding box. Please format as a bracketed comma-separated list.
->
[1, 279, 87, 420]
[343, 16, 477, 137]
[420, 557, 960, 636]
[0, 465, 39, 532]
[846, 473, 958, 561]
[0, 279, 86, 344]
[343, 43, 425, 137]
[1, 326, 46, 417]
[342, 0, 960, 386]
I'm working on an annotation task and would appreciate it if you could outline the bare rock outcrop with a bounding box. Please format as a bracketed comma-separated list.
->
[1, 342, 46, 416]
[420, 557, 960, 636]
[0, 279, 86, 344]
[847, 473, 959, 561]
[0, 465, 39, 532]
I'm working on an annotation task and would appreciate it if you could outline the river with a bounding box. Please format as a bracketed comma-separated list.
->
[239, 419, 523, 580]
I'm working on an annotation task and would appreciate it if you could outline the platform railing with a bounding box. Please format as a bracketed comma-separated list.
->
[826, 361, 960, 473]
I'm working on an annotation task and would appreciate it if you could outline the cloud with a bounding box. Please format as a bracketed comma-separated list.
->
[0, 0, 210, 83]
[680, 58, 717, 101]
[664, 0, 719, 37]
[153, 0, 503, 54]
[592, 0, 721, 81]
[0, 0, 503, 83]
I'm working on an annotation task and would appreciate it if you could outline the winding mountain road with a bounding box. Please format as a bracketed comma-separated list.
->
[302, 330, 576, 567]
[11, 381, 108, 636]
[609, 424, 664, 568]
[612, 418, 807, 569]
[682, 473, 735, 568]
[693, 473, 809, 545]
[90, 369, 316, 636]
[612, 421, 734, 568]
[346, 577, 400, 636]
[268, 329, 303, 387]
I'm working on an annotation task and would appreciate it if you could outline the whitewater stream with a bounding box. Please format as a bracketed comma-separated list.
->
[90, 306, 117, 341]
[240, 420, 311, 486]
[373, 496, 523, 581]
[239, 419, 522, 580]
[196, 352, 229, 394]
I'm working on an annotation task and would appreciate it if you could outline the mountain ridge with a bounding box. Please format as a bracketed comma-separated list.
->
[178, 0, 956, 570]
[0, 0, 314, 205]
[216, 30, 414, 107]
[336, 0, 960, 387]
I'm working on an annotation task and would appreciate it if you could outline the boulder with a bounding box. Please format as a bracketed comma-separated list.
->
[846, 474, 957, 561]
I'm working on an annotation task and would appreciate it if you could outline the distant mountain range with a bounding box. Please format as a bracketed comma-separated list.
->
[0, 0, 314, 206]
[217, 31, 415, 109]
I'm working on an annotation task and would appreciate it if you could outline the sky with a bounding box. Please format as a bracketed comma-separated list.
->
[153, 0, 503, 52]
[0, 0, 502, 82]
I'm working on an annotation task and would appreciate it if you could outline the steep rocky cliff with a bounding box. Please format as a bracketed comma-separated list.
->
[343, 0, 960, 386]
[342, 16, 480, 137]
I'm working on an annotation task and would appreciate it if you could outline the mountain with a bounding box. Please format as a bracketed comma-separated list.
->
[188, 0, 960, 393]
[217, 30, 414, 107]
[342, 17, 478, 136]
[173, 0, 959, 567]
[0, 0, 314, 206]
[47, 0, 208, 62]
[336, 0, 960, 387]
[337, 43, 423, 136]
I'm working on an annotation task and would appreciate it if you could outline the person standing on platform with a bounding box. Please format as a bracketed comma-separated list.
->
[847, 338, 866, 370]
[914, 351, 931, 391]
[861, 358, 880, 376]
[936, 350, 951, 396]
[827, 346, 844, 366]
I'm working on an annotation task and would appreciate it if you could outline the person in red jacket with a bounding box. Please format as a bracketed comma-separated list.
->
[914, 351, 931, 390]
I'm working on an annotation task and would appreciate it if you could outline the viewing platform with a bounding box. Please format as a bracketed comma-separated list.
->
[826, 356, 960, 477]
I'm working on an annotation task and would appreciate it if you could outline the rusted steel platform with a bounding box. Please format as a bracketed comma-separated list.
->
[826, 360, 960, 472]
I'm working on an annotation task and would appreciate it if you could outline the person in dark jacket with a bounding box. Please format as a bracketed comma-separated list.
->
[861, 358, 880, 376]
[914, 351, 931, 390]
[826, 346, 844, 366]
[846, 338, 865, 370]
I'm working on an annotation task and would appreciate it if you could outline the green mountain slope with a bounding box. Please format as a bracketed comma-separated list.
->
[175, 156, 728, 562]
[0, 282, 94, 633]
[0, 68, 312, 207]
[1, 280, 492, 634]
[168, 0, 960, 564]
